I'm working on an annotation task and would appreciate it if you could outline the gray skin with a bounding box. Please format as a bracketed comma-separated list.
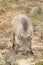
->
[12, 13, 33, 55]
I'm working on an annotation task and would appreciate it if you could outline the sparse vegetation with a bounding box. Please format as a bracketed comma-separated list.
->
[28, 2, 39, 7]
[35, 61, 43, 65]
[37, 6, 42, 15]
[0, 9, 5, 14]
[0, 64, 3, 65]
[5, 3, 13, 11]
[40, 32, 43, 40]
[33, 6, 42, 15]
[33, 24, 38, 32]
[27, 14, 41, 20]
[23, 6, 31, 13]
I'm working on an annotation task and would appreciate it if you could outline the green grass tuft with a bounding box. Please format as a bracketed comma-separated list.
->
[40, 32, 43, 40]
[27, 14, 43, 21]
[0, 64, 3, 65]
[0, 9, 5, 14]
[5, 3, 13, 11]
[35, 61, 43, 65]
[23, 6, 31, 13]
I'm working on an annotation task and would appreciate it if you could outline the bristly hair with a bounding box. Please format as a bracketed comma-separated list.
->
[21, 18, 28, 31]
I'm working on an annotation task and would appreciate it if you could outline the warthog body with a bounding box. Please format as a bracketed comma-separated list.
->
[12, 13, 33, 55]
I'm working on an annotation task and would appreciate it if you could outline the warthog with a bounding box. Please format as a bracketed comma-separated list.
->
[12, 13, 33, 55]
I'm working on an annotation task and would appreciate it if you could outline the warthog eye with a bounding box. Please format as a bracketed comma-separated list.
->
[27, 35, 32, 41]
[18, 34, 23, 40]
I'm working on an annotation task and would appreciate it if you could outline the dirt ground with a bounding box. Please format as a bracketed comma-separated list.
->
[0, 1, 43, 65]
